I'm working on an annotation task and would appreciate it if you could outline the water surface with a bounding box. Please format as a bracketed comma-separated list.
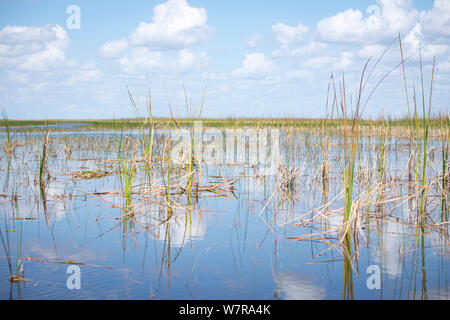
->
[0, 128, 448, 299]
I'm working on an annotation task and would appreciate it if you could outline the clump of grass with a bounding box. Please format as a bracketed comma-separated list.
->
[39, 131, 51, 194]
[442, 110, 449, 189]
[2, 110, 13, 155]
[116, 135, 136, 211]
[331, 67, 366, 229]
[127, 85, 154, 188]
[167, 137, 172, 203]
[168, 87, 206, 205]
[399, 35, 436, 226]
[184, 88, 205, 204]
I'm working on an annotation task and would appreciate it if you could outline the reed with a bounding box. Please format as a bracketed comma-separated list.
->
[167, 137, 172, 203]
[418, 51, 435, 224]
[167, 87, 206, 204]
[377, 111, 388, 205]
[39, 131, 50, 195]
[127, 86, 154, 188]
[116, 133, 136, 211]
[2, 110, 12, 155]
[440, 110, 449, 187]
[185, 88, 205, 204]
[399, 35, 436, 225]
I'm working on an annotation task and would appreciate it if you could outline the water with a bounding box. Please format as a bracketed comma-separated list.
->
[0, 122, 89, 131]
[0, 128, 448, 299]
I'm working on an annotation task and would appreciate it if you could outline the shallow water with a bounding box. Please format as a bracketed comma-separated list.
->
[0, 128, 448, 299]
[0, 122, 89, 131]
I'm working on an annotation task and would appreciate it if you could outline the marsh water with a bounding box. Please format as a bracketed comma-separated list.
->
[0, 127, 448, 300]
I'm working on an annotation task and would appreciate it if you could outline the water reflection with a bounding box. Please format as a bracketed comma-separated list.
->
[276, 274, 326, 300]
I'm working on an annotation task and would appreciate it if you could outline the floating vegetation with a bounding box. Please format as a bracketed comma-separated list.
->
[72, 169, 113, 180]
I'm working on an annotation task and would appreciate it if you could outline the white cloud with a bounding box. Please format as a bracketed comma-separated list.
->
[272, 22, 308, 50]
[202, 72, 228, 81]
[358, 44, 388, 59]
[438, 59, 450, 72]
[304, 51, 354, 71]
[246, 33, 261, 49]
[100, 0, 212, 74]
[231, 53, 274, 78]
[0, 24, 71, 71]
[421, 0, 450, 39]
[287, 69, 311, 79]
[177, 48, 208, 71]
[304, 56, 333, 69]
[117, 47, 163, 74]
[6, 70, 29, 83]
[116, 46, 207, 74]
[99, 38, 128, 58]
[315, 0, 418, 44]
[31, 81, 49, 92]
[401, 22, 450, 62]
[334, 51, 354, 70]
[290, 41, 327, 58]
[0, 24, 61, 44]
[65, 67, 102, 85]
[129, 0, 213, 50]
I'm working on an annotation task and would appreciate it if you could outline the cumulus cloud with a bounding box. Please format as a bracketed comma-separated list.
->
[231, 53, 274, 78]
[99, 0, 212, 74]
[117, 47, 163, 74]
[420, 0, 450, 40]
[315, 0, 418, 44]
[272, 22, 308, 50]
[0, 24, 71, 71]
[283, 0, 450, 79]
[129, 0, 213, 50]
[400, 21, 450, 62]
[0, 24, 104, 81]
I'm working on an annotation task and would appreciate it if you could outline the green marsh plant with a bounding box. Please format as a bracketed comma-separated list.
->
[168, 87, 206, 205]
[1, 110, 13, 155]
[399, 35, 436, 226]
[127, 86, 154, 188]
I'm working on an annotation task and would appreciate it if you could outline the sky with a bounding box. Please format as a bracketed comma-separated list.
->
[0, 0, 449, 119]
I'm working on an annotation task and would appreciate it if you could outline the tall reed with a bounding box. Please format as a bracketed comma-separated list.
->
[39, 131, 50, 194]
[116, 134, 136, 211]
[168, 87, 206, 205]
[127, 86, 154, 188]
[2, 110, 12, 155]
[399, 35, 436, 225]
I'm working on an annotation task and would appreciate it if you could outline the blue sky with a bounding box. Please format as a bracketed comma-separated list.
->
[0, 0, 448, 119]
